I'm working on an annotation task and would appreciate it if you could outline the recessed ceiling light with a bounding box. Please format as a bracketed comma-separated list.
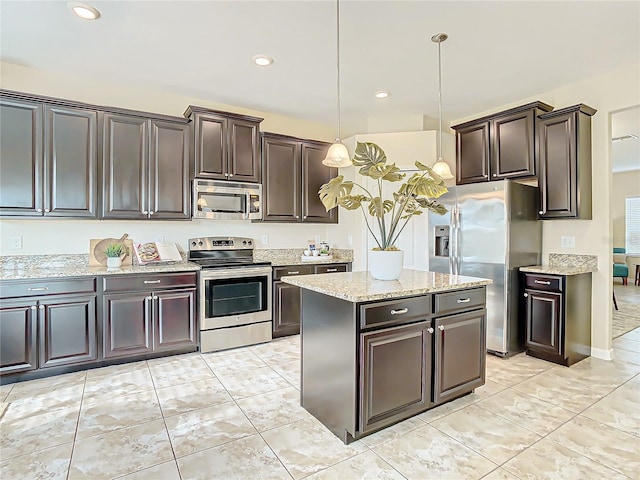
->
[374, 90, 390, 99]
[67, 2, 101, 20]
[252, 55, 274, 67]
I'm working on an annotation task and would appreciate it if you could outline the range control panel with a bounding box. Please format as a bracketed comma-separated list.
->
[188, 236, 254, 251]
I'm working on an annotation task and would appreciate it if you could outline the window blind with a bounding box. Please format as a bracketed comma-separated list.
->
[626, 196, 640, 255]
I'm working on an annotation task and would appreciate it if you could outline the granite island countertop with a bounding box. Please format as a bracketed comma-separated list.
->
[282, 269, 492, 303]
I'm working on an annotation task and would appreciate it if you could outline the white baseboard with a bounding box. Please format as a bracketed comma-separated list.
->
[591, 347, 614, 360]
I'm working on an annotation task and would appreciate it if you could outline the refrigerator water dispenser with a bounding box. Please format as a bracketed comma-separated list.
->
[434, 226, 450, 257]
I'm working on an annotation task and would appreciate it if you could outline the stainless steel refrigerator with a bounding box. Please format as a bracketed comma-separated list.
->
[428, 180, 542, 356]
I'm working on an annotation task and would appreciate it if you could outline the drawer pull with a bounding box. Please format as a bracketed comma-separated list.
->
[438, 325, 445, 331]
[27, 287, 49, 291]
[456, 298, 471, 303]
[524, 293, 529, 297]
[31, 306, 36, 311]
[427, 327, 434, 334]
[143, 280, 161, 284]
[39, 305, 44, 310]
[534, 280, 551, 285]
[287, 271, 300, 275]
[390, 308, 408, 315]
[326, 268, 338, 272]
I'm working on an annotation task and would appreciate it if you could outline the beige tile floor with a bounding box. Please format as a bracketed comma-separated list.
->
[1, 326, 639, 480]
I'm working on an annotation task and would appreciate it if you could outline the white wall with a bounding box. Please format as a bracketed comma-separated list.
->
[612, 170, 640, 249]
[451, 62, 640, 359]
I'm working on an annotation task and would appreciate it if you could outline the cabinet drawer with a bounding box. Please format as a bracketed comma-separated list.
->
[0, 277, 96, 299]
[315, 264, 348, 274]
[102, 273, 197, 292]
[524, 274, 562, 292]
[273, 265, 314, 280]
[433, 288, 485, 316]
[360, 296, 430, 331]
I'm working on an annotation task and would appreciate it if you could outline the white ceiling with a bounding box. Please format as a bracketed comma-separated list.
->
[1, 0, 639, 169]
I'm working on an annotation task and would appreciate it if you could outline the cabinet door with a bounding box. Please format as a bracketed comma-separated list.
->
[45, 105, 98, 218]
[228, 118, 260, 183]
[301, 141, 337, 223]
[103, 292, 153, 358]
[261, 135, 301, 221]
[537, 112, 577, 219]
[0, 98, 43, 216]
[272, 281, 301, 338]
[153, 289, 197, 352]
[194, 113, 227, 179]
[490, 109, 535, 179]
[0, 300, 37, 375]
[149, 120, 190, 219]
[102, 114, 149, 219]
[455, 122, 490, 185]
[39, 294, 97, 368]
[359, 321, 432, 433]
[434, 310, 486, 405]
[524, 289, 562, 356]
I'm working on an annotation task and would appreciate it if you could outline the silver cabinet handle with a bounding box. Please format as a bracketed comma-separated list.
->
[39, 305, 44, 310]
[144, 280, 161, 284]
[44, 208, 50, 212]
[326, 268, 337, 272]
[524, 293, 529, 297]
[142, 210, 148, 214]
[457, 298, 471, 303]
[534, 280, 551, 285]
[295, 215, 300, 219]
[224, 173, 229, 177]
[492, 174, 497, 177]
[146, 296, 152, 301]
[37, 208, 43, 212]
[31, 306, 37, 311]
[391, 308, 408, 315]
[287, 271, 300, 275]
[229, 174, 233, 177]
[427, 327, 434, 334]
[539, 210, 545, 215]
[152, 295, 158, 300]
[438, 325, 445, 331]
[28, 287, 48, 291]
[149, 210, 155, 216]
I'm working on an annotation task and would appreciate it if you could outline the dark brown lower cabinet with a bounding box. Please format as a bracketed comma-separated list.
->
[433, 310, 486, 404]
[0, 299, 38, 375]
[39, 294, 97, 368]
[359, 321, 432, 433]
[522, 272, 592, 366]
[102, 288, 196, 359]
[273, 281, 302, 338]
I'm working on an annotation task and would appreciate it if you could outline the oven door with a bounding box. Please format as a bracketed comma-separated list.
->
[200, 266, 272, 329]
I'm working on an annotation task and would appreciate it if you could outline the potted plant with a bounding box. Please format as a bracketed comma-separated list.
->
[319, 142, 449, 280]
[104, 243, 125, 269]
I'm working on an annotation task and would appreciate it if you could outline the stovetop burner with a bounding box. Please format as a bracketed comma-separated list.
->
[187, 236, 269, 269]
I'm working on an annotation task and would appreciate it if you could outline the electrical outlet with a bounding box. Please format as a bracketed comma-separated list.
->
[560, 236, 575, 248]
[347, 234, 353, 246]
[11, 236, 23, 249]
[261, 235, 269, 245]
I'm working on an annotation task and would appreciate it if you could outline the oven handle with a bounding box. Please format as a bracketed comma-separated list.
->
[200, 266, 272, 280]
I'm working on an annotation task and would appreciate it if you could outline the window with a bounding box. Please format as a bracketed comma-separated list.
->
[626, 196, 640, 255]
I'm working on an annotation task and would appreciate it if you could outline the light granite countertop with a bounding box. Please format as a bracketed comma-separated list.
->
[282, 269, 492, 303]
[519, 265, 596, 275]
[254, 248, 353, 267]
[0, 254, 200, 281]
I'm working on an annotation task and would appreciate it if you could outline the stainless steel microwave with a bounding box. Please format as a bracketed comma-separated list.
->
[193, 179, 262, 220]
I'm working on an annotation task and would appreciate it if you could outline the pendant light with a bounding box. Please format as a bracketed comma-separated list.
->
[431, 33, 454, 180]
[322, 0, 351, 168]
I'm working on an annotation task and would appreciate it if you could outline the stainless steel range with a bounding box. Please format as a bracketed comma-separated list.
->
[188, 236, 272, 353]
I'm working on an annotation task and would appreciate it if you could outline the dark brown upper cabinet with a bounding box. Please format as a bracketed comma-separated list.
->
[261, 133, 337, 223]
[0, 92, 98, 218]
[537, 104, 596, 220]
[102, 113, 190, 220]
[185, 106, 262, 183]
[453, 101, 553, 185]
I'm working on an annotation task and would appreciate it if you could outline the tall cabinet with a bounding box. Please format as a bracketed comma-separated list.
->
[0, 92, 98, 218]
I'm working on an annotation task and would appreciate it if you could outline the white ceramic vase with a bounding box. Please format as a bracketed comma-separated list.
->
[106, 256, 122, 269]
[369, 249, 404, 280]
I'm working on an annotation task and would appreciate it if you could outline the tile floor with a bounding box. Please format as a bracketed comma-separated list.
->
[1, 327, 639, 479]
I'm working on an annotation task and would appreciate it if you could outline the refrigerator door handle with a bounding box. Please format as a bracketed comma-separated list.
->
[454, 205, 461, 275]
[449, 205, 456, 274]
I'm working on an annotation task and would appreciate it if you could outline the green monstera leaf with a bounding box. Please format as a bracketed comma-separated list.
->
[319, 176, 353, 211]
[338, 194, 369, 210]
[352, 142, 387, 177]
[368, 197, 393, 218]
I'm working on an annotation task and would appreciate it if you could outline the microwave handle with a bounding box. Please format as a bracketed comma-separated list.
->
[243, 192, 250, 219]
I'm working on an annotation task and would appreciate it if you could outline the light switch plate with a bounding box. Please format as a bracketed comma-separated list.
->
[261, 235, 269, 245]
[11, 236, 23, 249]
[560, 236, 576, 248]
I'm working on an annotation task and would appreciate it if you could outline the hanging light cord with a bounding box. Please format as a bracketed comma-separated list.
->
[437, 37, 443, 160]
[335, 0, 342, 143]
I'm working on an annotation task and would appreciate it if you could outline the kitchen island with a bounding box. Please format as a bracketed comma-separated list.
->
[282, 269, 492, 444]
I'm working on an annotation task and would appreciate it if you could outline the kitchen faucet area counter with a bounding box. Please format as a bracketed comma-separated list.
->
[284, 269, 492, 444]
[281, 269, 492, 302]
